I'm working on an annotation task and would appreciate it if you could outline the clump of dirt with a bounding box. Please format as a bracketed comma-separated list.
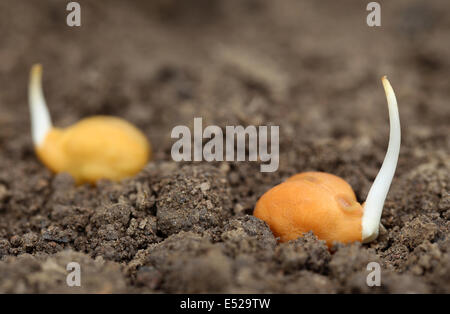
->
[0, 250, 127, 293]
[145, 232, 233, 293]
[217, 215, 277, 259]
[156, 164, 232, 236]
[0, 0, 449, 293]
[275, 232, 330, 274]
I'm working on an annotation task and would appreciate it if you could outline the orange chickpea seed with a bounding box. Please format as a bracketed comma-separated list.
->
[254, 77, 401, 246]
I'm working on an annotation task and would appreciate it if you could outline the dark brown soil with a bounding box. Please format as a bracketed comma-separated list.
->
[0, 0, 449, 293]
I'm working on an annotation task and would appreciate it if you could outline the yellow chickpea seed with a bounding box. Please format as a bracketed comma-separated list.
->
[29, 64, 151, 184]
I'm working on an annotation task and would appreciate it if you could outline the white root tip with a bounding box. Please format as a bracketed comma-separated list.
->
[29, 64, 52, 147]
[362, 76, 401, 243]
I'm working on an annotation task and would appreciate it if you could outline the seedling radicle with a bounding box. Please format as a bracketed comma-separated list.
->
[361, 77, 401, 242]
[254, 76, 401, 245]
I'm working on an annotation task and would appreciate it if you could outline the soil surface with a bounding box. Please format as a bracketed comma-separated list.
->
[0, 0, 449, 293]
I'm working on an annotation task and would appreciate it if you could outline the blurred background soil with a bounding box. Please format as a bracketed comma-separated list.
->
[0, 0, 449, 293]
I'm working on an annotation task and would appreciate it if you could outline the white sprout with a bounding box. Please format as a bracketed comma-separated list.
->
[362, 76, 401, 242]
[29, 64, 52, 147]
